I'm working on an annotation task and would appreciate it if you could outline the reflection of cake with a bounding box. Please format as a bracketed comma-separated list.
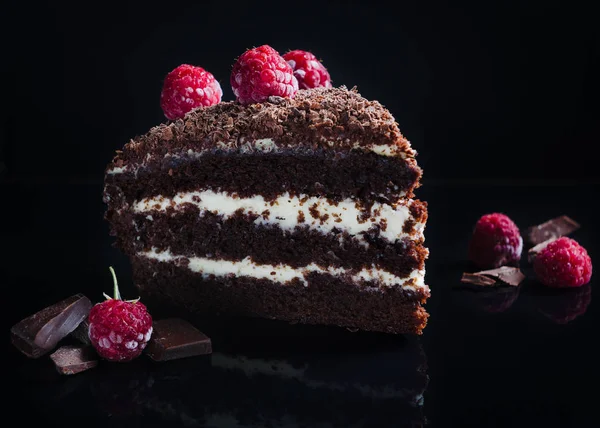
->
[203, 345, 428, 427]
[211, 349, 427, 404]
[105, 339, 427, 427]
[104, 86, 429, 334]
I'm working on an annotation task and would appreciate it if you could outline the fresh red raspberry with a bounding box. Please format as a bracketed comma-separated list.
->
[88, 267, 153, 362]
[533, 237, 592, 288]
[230, 45, 298, 105]
[283, 50, 332, 90]
[160, 64, 222, 120]
[468, 213, 523, 269]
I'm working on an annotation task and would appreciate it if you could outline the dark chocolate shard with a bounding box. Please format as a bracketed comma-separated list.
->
[527, 238, 556, 263]
[461, 266, 525, 287]
[72, 318, 91, 345]
[461, 273, 497, 287]
[50, 345, 98, 375]
[10, 294, 92, 358]
[146, 318, 212, 362]
[525, 215, 580, 245]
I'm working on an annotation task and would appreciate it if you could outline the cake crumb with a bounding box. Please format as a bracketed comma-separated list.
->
[403, 219, 415, 234]
[380, 219, 388, 231]
[309, 203, 320, 219]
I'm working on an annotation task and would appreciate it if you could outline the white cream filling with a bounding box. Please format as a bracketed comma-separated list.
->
[132, 190, 423, 244]
[107, 138, 409, 174]
[369, 144, 402, 157]
[106, 166, 126, 174]
[139, 248, 425, 290]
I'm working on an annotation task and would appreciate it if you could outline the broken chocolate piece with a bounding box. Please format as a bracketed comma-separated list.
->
[146, 318, 212, 361]
[10, 294, 92, 358]
[461, 266, 525, 287]
[461, 273, 497, 287]
[525, 215, 580, 245]
[528, 238, 557, 263]
[72, 318, 91, 345]
[50, 345, 98, 375]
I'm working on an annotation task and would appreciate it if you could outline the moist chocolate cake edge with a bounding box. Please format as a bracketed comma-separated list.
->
[132, 257, 430, 335]
[105, 150, 422, 204]
[108, 208, 428, 277]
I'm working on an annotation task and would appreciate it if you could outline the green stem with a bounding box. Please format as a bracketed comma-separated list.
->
[109, 266, 121, 300]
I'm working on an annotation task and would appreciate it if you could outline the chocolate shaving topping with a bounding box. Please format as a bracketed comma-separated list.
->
[461, 266, 525, 287]
[525, 215, 580, 245]
[105, 86, 416, 172]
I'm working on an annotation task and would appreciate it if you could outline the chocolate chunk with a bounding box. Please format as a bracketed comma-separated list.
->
[461, 266, 525, 287]
[10, 294, 92, 358]
[145, 318, 212, 362]
[461, 273, 497, 287]
[72, 318, 91, 345]
[525, 215, 580, 245]
[527, 238, 556, 263]
[50, 345, 98, 375]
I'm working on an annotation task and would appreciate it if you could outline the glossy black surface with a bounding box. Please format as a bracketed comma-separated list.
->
[3, 182, 598, 427]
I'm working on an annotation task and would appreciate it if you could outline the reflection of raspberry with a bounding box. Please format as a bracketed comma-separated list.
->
[231, 45, 298, 105]
[478, 287, 520, 313]
[89, 267, 153, 362]
[534, 237, 593, 288]
[283, 50, 332, 89]
[538, 284, 592, 324]
[160, 64, 222, 120]
[468, 213, 523, 269]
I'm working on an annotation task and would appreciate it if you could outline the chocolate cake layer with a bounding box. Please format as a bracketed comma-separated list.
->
[132, 257, 430, 335]
[110, 209, 428, 278]
[103, 85, 430, 335]
[106, 86, 416, 171]
[104, 150, 421, 205]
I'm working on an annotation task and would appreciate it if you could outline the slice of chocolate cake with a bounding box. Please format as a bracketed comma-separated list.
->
[104, 86, 429, 334]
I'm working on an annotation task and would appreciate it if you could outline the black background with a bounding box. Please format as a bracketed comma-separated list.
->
[2, 1, 600, 428]
[2, 0, 599, 183]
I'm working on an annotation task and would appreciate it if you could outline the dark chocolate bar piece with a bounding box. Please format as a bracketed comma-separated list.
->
[50, 345, 98, 375]
[528, 238, 556, 263]
[10, 294, 92, 358]
[72, 318, 91, 345]
[525, 215, 580, 245]
[146, 318, 212, 361]
[461, 266, 525, 287]
[461, 273, 497, 287]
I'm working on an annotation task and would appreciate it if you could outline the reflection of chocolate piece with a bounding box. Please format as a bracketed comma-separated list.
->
[527, 238, 556, 262]
[479, 287, 521, 313]
[50, 345, 98, 375]
[461, 266, 525, 287]
[537, 284, 592, 324]
[10, 294, 92, 358]
[72, 318, 91, 345]
[525, 215, 580, 245]
[146, 318, 212, 361]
